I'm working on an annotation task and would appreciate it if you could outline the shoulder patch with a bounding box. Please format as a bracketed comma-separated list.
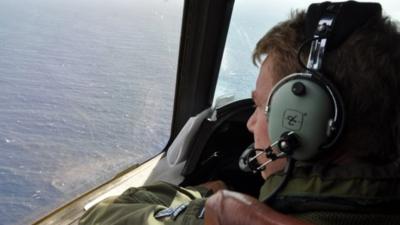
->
[154, 203, 189, 220]
[155, 207, 175, 219]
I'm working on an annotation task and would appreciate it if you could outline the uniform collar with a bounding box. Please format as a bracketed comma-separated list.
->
[259, 159, 400, 213]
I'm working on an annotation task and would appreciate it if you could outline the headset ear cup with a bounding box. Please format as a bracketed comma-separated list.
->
[266, 73, 341, 160]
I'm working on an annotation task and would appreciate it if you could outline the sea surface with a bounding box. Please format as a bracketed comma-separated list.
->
[0, 0, 182, 224]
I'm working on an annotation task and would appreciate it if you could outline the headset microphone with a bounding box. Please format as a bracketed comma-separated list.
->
[239, 132, 300, 173]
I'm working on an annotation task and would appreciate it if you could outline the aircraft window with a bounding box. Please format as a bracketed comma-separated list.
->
[214, 0, 400, 104]
[0, 0, 182, 224]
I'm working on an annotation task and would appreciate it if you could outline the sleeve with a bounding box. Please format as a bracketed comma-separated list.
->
[79, 181, 210, 225]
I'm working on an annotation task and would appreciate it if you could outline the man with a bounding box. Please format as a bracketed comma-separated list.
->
[205, 1, 400, 225]
[80, 2, 400, 225]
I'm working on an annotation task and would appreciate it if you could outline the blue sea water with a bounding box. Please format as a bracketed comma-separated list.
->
[0, 0, 182, 224]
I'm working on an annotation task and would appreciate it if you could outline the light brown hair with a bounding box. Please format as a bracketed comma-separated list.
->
[253, 10, 400, 163]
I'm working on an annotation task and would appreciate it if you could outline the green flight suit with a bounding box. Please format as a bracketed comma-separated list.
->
[79, 182, 211, 225]
[80, 160, 400, 225]
[259, 160, 400, 225]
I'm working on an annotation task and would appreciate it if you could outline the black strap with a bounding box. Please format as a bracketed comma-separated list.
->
[305, 1, 382, 51]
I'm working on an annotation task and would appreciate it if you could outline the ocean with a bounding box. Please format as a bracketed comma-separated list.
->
[0, 0, 182, 224]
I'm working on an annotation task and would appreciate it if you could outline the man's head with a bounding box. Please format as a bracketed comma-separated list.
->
[247, 2, 400, 178]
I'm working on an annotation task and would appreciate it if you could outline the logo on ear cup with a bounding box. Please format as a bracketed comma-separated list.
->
[283, 109, 304, 131]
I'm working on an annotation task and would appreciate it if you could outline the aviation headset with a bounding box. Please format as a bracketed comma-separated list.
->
[239, 1, 382, 173]
[267, 1, 382, 161]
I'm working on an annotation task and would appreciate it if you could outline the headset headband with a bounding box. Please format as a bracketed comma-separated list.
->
[305, 1, 382, 52]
